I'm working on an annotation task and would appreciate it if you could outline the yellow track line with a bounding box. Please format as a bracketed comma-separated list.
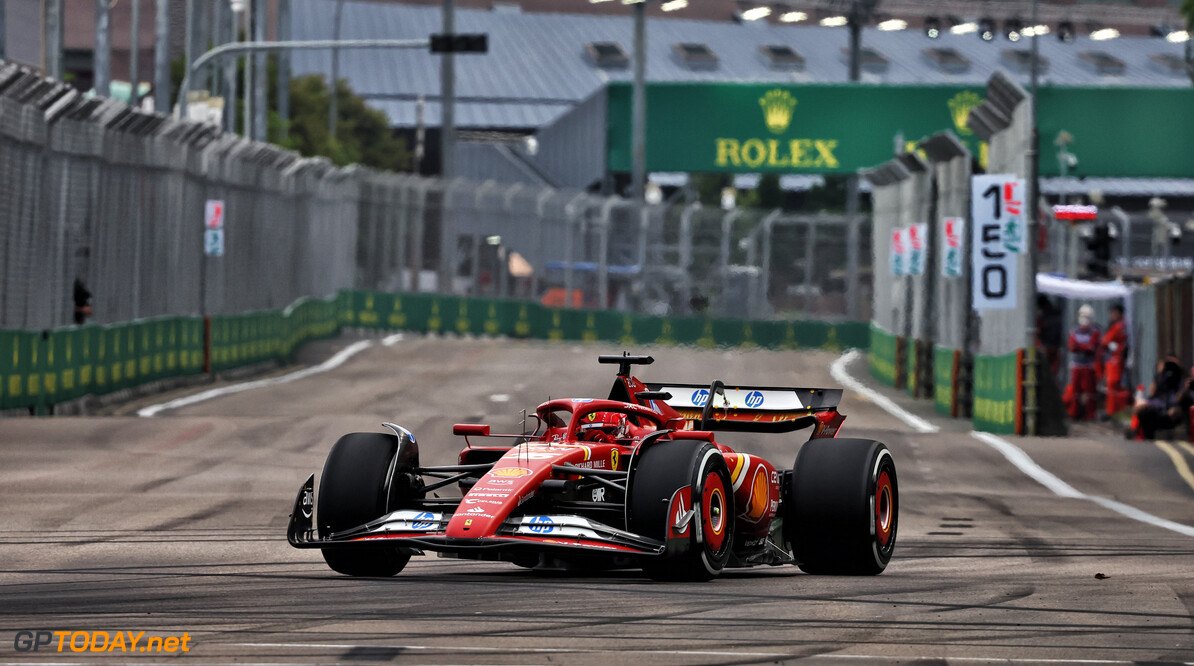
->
[1154, 440, 1194, 496]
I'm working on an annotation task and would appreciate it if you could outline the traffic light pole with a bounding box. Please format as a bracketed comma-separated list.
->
[630, 1, 646, 202]
[1024, 0, 1042, 436]
[441, 0, 456, 179]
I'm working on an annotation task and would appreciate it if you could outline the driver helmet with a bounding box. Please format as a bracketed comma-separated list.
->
[579, 411, 627, 441]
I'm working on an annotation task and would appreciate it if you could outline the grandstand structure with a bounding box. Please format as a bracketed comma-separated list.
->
[291, 0, 1192, 198]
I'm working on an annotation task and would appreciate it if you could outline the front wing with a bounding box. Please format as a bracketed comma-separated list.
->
[286, 475, 666, 558]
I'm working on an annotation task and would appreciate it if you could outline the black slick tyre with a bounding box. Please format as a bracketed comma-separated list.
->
[787, 438, 897, 575]
[318, 432, 412, 577]
[628, 439, 735, 582]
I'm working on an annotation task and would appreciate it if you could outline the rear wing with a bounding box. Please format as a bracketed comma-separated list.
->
[644, 382, 843, 434]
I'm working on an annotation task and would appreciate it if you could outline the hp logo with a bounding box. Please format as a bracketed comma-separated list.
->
[691, 389, 710, 406]
[411, 512, 435, 529]
[745, 391, 765, 408]
[528, 516, 554, 534]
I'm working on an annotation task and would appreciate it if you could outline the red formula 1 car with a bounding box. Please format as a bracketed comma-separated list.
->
[287, 353, 898, 580]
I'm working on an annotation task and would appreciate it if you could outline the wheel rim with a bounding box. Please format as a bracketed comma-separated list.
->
[875, 470, 894, 548]
[702, 472, 728, 552]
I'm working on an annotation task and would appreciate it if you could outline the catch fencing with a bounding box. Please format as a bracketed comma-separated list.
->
[354, 178, 870, 323]
[0, 62, 870, 335]
[0, 65, 358, 331]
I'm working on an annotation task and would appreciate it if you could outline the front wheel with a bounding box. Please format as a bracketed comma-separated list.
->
[318, 432, 414, 577]
[628, 440, 735, 581]
[786, 438, 897, 575]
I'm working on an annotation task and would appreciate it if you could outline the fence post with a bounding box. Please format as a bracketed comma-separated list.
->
[562, 193, 587, 306]
[533, 187, 554, 301]
[757, 209, 780, 319]
[678, 202, 698, 315]
[597, 197, 616, 310]
[846, 214, 861, 320]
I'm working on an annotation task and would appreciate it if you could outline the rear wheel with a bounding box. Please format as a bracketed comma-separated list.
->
[786, 438, 897, 575]
[318, 432, 413, 577]
[628, 440, 734, 581]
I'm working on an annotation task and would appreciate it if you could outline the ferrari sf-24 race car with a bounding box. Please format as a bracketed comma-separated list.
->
[287, 353, 898, 581]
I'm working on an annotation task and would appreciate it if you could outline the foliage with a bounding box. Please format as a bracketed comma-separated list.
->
[274, 74, 411, 172]
[171, 52, 409, 172]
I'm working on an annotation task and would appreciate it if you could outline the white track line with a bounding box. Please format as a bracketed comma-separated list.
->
[236, 643, 788, 658]
[382, 332, 404, 346]
[833, 349, 1194, 539]
[970, 431, 1084, 499]
[137, 340, 374, 417]
[232, 645, 1176, 664]
[972, 429, 1194, 538]
[830, 349, 939, 433]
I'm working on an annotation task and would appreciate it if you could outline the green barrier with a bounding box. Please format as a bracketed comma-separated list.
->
[42, 329, 64, 405]
[0, 330, 12, 409]
[973, 350, 1021, 435]
[0, 330, 38, 411]
[934, 345, 958, 416]
[122, 324, 139, 391]
[340, 290, 870, 354]
[906, 338, 917, 397]
[869, 323, 898, 387]
[182, 319, 203, 373]
[3, 290, 871, 413]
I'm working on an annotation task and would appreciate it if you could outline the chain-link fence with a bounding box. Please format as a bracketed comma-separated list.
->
[0, 64, 359, 331]
[0, 63, 871, 332]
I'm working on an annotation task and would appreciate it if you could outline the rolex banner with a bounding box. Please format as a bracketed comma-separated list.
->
[607, 83, 1194, 178]
[608, 83, 988, 174]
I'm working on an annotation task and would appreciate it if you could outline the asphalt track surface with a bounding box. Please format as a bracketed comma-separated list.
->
[2, 336, 1194, 665]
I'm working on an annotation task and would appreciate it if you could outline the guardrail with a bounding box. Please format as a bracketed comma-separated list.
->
[1, 290, 868, 414]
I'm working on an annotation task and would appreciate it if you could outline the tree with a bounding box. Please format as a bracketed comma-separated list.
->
[1183, 0, 1193, 29]
[274, 74, 411, 172]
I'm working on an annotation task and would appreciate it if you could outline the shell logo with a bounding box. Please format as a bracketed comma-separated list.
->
[746, 467, 770, 521]
[492, 467, 532, 478]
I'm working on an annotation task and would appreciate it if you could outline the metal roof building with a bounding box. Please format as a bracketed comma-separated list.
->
[291, 0, 1191, 128]
[290, 1, 1193, 191]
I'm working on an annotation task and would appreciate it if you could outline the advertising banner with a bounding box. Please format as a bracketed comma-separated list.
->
[941, 216, 964, 278]
[891, 228, 908, 276]
[971, 174, 1021, 311]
